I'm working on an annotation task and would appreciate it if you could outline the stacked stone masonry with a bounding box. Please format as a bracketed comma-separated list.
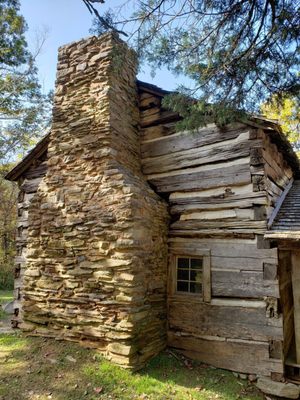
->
[19, 34, 169, 369]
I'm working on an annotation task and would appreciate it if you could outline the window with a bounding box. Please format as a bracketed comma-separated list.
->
[176, 257, 203, 294]
[170, 251, 211, 302]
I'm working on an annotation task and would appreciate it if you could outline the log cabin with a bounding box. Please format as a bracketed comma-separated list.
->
[5, 33, 300, 388]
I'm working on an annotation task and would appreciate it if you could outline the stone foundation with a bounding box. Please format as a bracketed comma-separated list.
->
[21, 33, 169, 369]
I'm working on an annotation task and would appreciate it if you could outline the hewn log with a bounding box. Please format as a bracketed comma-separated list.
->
[141, 125, 248, 158]
[21, 177, 43, 193]
[149, 162, 251, 193]
[171, 219, 267, 231]
[168, 300, 282, 341]
[167, 332, 283, 375]
[169, 237, 277, 271]
[212, 270, 280, 298]
[24, 162, 47, 179]
[140, 109, 180, 128]
[142, 133, 257, 174]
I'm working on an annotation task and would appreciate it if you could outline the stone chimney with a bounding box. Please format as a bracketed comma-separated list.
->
[22, 33, 169, 369]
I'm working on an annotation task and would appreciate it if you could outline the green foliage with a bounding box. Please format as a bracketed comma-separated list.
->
[0, 263, 14, 290]
[89, 10, 117, 36]
[90, 0, 300, 128]
[261, 94, 300, 148]
[0, 165, 17, 290]
[0, 0, 52, 162]
[162, 91, 247, 131]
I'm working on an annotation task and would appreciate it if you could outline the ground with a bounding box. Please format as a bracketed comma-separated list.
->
[0, 291, 264, 400]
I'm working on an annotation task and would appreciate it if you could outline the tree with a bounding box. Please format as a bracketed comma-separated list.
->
[261, 94, 300, 149]
[0, 164, 17, 289]
[0, 0, 51, 163]
[87, 0, 300, 128]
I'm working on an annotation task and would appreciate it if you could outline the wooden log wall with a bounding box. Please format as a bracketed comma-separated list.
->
[139, 89, 297, 377]
[278, 250, 294, 359]
[10, 86, 296, 376]
[13, 155, 47, 327]
[261, 130, 293, 218]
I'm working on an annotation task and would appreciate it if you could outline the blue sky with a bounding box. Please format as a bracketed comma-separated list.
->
[20, 0, 184, 94]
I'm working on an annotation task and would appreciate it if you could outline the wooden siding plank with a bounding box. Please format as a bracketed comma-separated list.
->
[141, 125, 248, 158]
[149, 163, 251, 193]
[211, 270, 280, 298]
[167, 332, 283, 375]
[142, 133, 257, 174]
[168, 301, 283, 341]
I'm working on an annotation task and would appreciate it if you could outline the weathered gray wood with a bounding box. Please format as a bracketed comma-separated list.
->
[168, 300, 283, 341]
[167, 332, 283, 375]
[140, 109, 180, 128]
[262, 132, 293, 180]
[169, 237, 277, 258]
[141, 124, 175, 141]
[139, 95, 161, 110]
[170, 192, 267, 206]
[211, 270, 280, 298]
[170, 200, 266, 215]
[170, 239, 277, 271]
[171, 219, 267, 231]
[21, 177, 42, 193]
[263, 263, 278, 280]
[149, 163, 251, 192]
[292, 251, 300, 363]
[24, 162, 47, 179]
[142, 134, 257, 174]
[141, 125, 248, 158]
[203, 252, 211, 302]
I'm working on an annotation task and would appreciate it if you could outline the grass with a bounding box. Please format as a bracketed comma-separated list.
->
[0, 336, 264, 400]
[0, 291, 264, 400]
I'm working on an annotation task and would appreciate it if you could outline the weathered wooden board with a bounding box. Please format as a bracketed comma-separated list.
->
[170, 188, 267, 214]
[140, 109, 180, 128]
[170, 219, 267, 231]
[170, 200, 265, 214]
[140, 124, 175, 140]
[141, 125, 249, 158]
[167, 332, 283, 375]
[180, 208, 254, 221]
[262, 132, 293, 180]
[24, 162, 47, 179]
[170, 184, 256, 200]
[169, 237, 278, 271]
[149, 162, 251, 193]
[292, 251, 300, 363]
[211, 270, 280, 298]
[142, 133, 257, 174]
[168, 300, 283, 341]
[169, 229, 258, 238]
[139, 95, 161, 110]
[21, 177, 43, 193]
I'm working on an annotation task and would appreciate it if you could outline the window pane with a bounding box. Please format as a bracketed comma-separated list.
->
[177, 258, 189, 268]
[177, 281, 189, 292]
[190, 283, 202, 293]
[191, 258, 203, 269]
[177, 269, 189, 280]
[190, 270, 202, 283]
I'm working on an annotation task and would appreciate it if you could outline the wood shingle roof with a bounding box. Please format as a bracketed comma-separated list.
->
[265, 180, 300, 240]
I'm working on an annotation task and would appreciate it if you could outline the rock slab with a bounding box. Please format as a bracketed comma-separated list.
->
[256, 377, 300, 399]
[2, 300, 14, 314]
